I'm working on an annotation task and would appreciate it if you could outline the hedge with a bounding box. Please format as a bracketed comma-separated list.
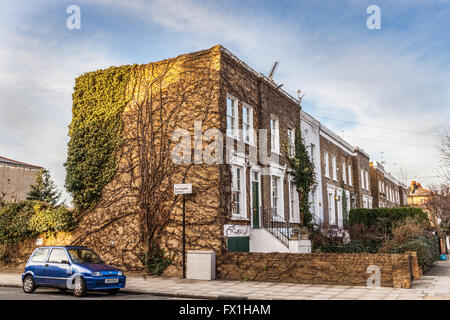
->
[349, 207, 429, 234]
[390, 236, 440, 270]
[0, 201, 75, 245]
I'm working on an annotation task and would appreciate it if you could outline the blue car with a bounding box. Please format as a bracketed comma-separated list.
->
[22, 246, 126, 297]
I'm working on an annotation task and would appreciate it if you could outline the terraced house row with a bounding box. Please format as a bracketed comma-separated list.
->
[72, 46, 410, 272]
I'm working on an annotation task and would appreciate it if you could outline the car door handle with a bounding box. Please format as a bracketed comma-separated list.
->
[44, 264, 49, 267]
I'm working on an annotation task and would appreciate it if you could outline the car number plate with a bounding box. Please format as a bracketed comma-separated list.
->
[105, 278, 119, 284]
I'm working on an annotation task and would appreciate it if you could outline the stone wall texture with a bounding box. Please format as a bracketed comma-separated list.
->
[71, 46, 225, 275]
[217, 251, 416, 288]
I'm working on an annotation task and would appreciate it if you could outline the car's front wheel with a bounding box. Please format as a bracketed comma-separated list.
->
[73, 277, 87, 297]
[23, 275, 36, 294]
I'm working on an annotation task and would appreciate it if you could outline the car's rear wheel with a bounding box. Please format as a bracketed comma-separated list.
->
[73, 277, 87, 297]
[23, 275, 36, 294]
[108, 289, 120, 295]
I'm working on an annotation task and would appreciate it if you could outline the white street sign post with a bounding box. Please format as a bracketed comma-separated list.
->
[174, 183, 192, 195]
[174, 182, 192, 278]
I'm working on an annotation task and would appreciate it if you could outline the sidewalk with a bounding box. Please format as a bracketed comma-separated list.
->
[0, 272, 431, 300]
[2, 260, 450, 300]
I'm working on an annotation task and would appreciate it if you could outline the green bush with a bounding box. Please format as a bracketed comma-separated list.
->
[315, 239, 382, 254]
[390, 236, 440, 270]
[28, 203, 75, 235]
[140, 244, 171, 276]
[0, 201, 37, 244]
[0, 201, 75, 245]
[316, 241, 365, 253]
[349, 207, 429, 235]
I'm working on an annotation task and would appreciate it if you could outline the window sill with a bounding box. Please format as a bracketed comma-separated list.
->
[231, 215, 249, 221]
[226, 133, 239, 141]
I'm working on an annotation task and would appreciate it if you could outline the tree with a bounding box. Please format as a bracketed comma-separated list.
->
[284, 125, 316, 229]
[27, 169, 61, 205]
[423, 184, 450, 235]
[438, 127, 450, 182]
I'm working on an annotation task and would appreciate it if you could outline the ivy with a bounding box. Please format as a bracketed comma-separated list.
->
[64, 65, 137, 211]
[140, 243, 172, 276]
[284, 125, 316, 229]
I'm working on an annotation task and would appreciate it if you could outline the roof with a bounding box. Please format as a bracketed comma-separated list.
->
[408, 187, 433, 197]
[0, 155, 42, 169]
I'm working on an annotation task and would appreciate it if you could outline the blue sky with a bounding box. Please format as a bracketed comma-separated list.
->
[1, 0, 449, 202]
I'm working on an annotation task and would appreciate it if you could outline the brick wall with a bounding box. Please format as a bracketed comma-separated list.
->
[217, 251, 416, 288]
[219, 48, 300, 227]
[71, 46, 225, 275]
[319, 135, 354, 226]
[353, 149, 371, 208]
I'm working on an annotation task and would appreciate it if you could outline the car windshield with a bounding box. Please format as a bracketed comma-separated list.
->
[68, 249, 104, 264]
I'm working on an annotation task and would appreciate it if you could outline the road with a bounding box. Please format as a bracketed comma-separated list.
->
[0, 286, 179, 300]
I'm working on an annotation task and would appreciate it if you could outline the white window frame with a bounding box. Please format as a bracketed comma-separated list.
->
[226, 94, 239, 139]
[348, 164, 352, 186]
[310, 144, 315, 163]
[271, 175, 284, 217]
[242, 103, 254, 145]
[231, 164, 247, 220]
[361, 168, 365, 190]
[327, 187, 336, 225]
[310, 190, 316, 221]
[289, 178, 300, 223]
[332, 155, 337, 181]
[342, 161, 346, 185]
[287, 128, 295, 157]
[270, 116, 280, 154]
[324, 151, 330, 178]
[336, 187, 343, 228]
[365, 170, 369, 191]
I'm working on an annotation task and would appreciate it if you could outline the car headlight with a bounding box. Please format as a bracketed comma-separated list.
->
[118, 271, 123, 276]
[93, 272, 102, 277]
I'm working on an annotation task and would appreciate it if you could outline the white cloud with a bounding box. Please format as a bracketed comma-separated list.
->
[105, 0, 449, 187]
[1, 0, 448, 207]
[0, 23, 119, 202]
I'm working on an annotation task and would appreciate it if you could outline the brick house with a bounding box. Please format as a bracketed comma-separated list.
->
[221, 47, 302, 253]
[71, 45, 412, 275]
[369, 161, 402, 208]
[399, 183, 409, 206]
[353, 147, 373, 209]
[72, 45, 305, 276]
[0, 155, 42, 202]
[319, 125, 356, 228]
[318, 124, 375, 228]
[300, 110, 323, 224]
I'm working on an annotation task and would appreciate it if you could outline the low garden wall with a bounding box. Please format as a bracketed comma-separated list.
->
[0, 232, 72, 272]
[217, 251, 419, 288]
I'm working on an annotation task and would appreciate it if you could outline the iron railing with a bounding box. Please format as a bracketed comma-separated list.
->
[262, 208, 292, 247]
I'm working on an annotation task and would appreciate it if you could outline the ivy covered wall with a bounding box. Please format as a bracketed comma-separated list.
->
[65, 65, 137, 211]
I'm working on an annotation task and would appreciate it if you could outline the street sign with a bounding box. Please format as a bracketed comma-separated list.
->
[174, 183, 192, 195]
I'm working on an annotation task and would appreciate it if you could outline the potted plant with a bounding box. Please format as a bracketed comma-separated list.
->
[300, 226, 310, 240]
